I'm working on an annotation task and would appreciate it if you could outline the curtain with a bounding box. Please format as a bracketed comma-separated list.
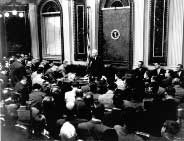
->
[43, 15, 61, 56]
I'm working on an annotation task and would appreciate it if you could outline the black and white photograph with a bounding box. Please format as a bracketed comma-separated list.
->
[0, 0, 184, 140]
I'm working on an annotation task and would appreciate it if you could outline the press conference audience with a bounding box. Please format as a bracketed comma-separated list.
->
[1, 56, 184, 141]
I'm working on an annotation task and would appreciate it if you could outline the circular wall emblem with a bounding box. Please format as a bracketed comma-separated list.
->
[111, 29, 120, 40]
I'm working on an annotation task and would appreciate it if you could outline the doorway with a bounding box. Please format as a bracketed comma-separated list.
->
[99, 0, 133, 69]
[5, 11, 31, 57]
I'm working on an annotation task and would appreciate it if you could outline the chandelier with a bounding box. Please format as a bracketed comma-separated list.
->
[0, 0, 28, 18]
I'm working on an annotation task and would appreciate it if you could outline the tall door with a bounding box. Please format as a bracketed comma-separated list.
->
[101, 7, 131, 68]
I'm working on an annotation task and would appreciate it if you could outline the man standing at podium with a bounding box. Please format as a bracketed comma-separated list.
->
[87, 49, 104, 80]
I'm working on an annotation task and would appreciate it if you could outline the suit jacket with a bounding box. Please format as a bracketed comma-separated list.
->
[87, 56, 104, 79]
[134, 67, 148, 79]
[174, 85, 184, 103]
[174, 70, 184, 87]
[151, 68, 166, 83]
[98, 90, 114, 109]
[77, 119, 111, 141]
[114, 125, 144, 141]
[74, 98, 92, 120]
[10, 61, 26, 86]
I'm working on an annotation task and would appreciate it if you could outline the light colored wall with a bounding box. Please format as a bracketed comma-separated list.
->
[167, 0, 184, 68]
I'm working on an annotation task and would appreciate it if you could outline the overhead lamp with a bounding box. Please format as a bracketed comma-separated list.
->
[18, 12, 24, 18]
[4, 12, 10, 17]
[0, 14, 3, 18]
[12, 10, 17, 15]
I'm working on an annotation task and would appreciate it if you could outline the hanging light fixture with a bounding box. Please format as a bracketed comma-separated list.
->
[4, 12, 10, 17]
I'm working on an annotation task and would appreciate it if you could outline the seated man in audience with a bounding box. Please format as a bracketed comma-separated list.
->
[29, 83, 46, 111]
[115, 72, 126, 91]
[172, 78, 184, 103]
[65, 81, 80, 106]
[161, 120, 180, 141]
[9, 55, 26, 86]
[15, 76, 30, 105]
[98, 82, 117, 109]
[161, 69, 174, 88]
[163, 86, 178, 121]
[134, 61, 148, 80]
[77, 103, 111, 141]
[174, 64, 184, 87]
[114, 107, 144, 141]
[74, 89, 92, 121]
[59, 121, 77, 141]
[58, 60, 69, 78]
[44, 65, 58, 83]
[151, 63, 166, 84]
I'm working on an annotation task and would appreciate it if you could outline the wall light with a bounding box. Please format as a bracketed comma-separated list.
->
[0, 14, 3, 18]
[4, 12, 10, 17]
[12, 10, 17, 15]
[18, 12, 24, 18]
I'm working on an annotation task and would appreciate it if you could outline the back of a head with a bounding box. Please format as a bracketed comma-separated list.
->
[75, 89, 83, 98]
[107, 82, 117, 91]
[72, 81, 79, 88]
[60, 122, 77, 141]
[32, 83, 42, 90]
[165, 86, 176, 97]
[149, 81, 159, 94]
[89, 82, 97, 93]
[161, 120, 180, 137]
[172, 78, 180, 85]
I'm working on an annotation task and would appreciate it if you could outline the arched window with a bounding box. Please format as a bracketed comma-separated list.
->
[42, 1, 60, 13]
[111, 1, 123, 7]
[39, 0, 63, 60]
[104, 0, 130, 8]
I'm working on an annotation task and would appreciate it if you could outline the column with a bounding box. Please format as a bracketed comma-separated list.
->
[133, 0, 145, 69]
[29, 3, 39, 59]
[62, 0, 71, 62]
[143, 0, 152, 68]
[0, 16, 7, 59]
[168, 0, 184, 68]
[0, 17, 4, 59]
[86, 0, 100, 51]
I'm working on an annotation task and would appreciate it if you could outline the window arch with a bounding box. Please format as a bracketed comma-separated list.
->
[42, 1, 60, 13]
[104, 0, 130, 8]
[111, 1, 123, 7]
[38, 0, 64, 61]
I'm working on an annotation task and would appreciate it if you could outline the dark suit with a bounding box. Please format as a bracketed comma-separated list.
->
[174, 70, 184, 87]
[134, 67, 148, 79]
[9, 61, 26, 86]
[29, 90, 46, 110]
[77, 119, 111, 141]
[74, 98, 92, 120]
[87, 56, 104, 79]
[151, 68, 166, 83]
